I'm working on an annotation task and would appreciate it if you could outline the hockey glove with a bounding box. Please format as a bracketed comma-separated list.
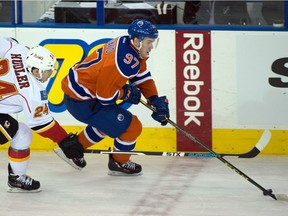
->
[149, 96, 170, 126]
[59, 133, 84, 159]
[122, 84, 141, 104]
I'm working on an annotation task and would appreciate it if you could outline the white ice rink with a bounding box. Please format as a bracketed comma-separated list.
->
[0, 152, 287, 216]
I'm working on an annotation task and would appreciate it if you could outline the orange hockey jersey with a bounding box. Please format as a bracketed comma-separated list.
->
[62, 36, 158, 105]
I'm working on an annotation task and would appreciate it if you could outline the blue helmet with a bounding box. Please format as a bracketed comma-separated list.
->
[128, 19, 158, 41]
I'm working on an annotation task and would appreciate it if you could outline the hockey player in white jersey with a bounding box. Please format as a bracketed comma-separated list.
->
[0, 37, 85, 192]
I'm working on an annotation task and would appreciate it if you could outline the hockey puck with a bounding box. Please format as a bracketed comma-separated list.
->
[263, 189, 273, 196]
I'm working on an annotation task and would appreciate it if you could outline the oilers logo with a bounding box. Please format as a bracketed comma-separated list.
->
[117, 114, 124, 121]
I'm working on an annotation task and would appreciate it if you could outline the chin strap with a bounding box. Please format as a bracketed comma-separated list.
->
[35, 74, 44, 83]
[139, 41, 147, 59]
[37, 69, 47, 83]
[131, 39, 145, 59]
[27, 67, 44, 82]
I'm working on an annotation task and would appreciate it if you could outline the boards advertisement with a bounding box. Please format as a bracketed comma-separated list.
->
[175, 30, 211, 152]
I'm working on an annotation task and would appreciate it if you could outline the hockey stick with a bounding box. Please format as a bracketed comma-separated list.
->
[221, 129, 271, 158]
[94, 149, 216, 157]
[94, 129, 271, 158]
[140, 99, 287, 201]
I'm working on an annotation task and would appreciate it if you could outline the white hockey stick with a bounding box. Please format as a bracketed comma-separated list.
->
[53, 148, 82, 170]
[221, 129, 271, 158]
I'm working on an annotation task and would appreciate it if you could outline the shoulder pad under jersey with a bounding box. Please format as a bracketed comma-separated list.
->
[115, 36, 140, 78]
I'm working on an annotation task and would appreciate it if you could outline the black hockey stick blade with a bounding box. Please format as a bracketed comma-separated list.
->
[221, 129, 271, 158]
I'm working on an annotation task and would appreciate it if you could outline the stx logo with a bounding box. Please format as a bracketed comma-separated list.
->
[162, 152, 185, 157]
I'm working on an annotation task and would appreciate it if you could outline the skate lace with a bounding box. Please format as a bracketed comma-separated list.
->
[17, 175, 33, 186]
[122, 160, 135, 170]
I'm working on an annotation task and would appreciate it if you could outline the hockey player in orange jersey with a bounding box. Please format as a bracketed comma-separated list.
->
[61, 19, 170, 175]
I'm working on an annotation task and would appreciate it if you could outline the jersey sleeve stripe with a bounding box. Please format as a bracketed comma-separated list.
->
[77, 57, 100, 70]
[132, 76, 153, 86]
[67, 69, 96, 100]
[130, 70, 153, 85]
[96, 90, 120, 105]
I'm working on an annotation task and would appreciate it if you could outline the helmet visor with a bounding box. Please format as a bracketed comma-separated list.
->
[142, 37, 159, 49]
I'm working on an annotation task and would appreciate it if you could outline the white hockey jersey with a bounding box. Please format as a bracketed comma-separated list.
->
[0, 37, 54, 128]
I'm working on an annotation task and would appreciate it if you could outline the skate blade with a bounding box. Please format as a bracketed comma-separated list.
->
[7, 186, 41, 193]
[107, 170, 143, 176]
[53, 148, 82, 170]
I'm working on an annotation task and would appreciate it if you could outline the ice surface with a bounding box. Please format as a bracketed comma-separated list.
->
[0, 152, 287, 216]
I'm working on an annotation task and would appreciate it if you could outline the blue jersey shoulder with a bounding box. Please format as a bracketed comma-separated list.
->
[115, 36, 140, 78]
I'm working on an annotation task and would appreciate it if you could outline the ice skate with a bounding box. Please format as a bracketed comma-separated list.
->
[7, 164, 41, 193]
[56, 133, 87, 170]
[54, 147, 86, 170]
[72, 157, 87, 168]
[108, 154, 142, 176]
